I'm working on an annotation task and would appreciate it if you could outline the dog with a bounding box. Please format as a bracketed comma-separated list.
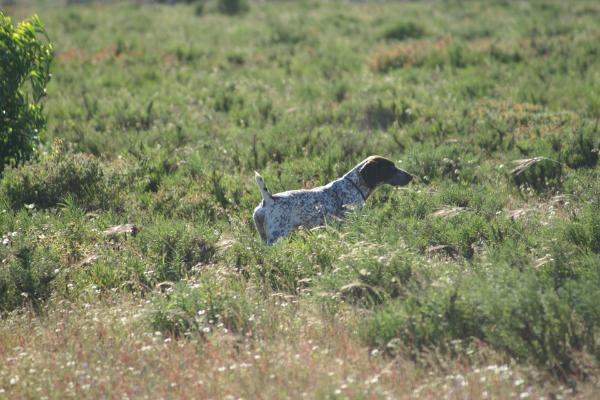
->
[253, 156, 413, 244]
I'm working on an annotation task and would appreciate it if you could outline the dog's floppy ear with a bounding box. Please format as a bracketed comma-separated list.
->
[359, 156, 413, 188]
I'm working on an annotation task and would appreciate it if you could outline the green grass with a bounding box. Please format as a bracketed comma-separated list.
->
[1, 0, 600, 397]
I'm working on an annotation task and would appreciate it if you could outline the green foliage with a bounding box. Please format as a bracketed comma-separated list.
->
[0, 142, 112, 210]
[561, 126, 599, 169]
[136, 221, 217, 283]
[563, 200, 600, 254]
[360, 263, 600, 378]
[194, 1, 206, 16]
[150, 278, 254, 337]
[0, 12, 53, 172]
[405, 144, 480, 184]
[0, 239, 60, 312]
[382, 21, 426, 41]
[217, 0, 249, 15]
[1, 0, 600, 389]
[511, 157, 563, 193]
[363, 100, 415, 130]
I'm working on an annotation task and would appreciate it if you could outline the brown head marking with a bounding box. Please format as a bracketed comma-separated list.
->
[358, 156, 413, 189]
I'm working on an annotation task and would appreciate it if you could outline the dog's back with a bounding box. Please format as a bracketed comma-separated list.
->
[253, 175, 349, 244]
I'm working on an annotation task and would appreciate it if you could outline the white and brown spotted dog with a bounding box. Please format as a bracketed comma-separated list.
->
[253, 156, 413, 244]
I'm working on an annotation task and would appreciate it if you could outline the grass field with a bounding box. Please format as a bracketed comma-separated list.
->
[1, 0, 600, 398]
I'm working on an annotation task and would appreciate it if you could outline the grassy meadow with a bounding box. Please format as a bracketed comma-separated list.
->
[1, 0, 600, 397]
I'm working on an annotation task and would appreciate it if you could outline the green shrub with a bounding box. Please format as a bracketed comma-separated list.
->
[563, 200, 600, 254]
[0, 241, 60, 312]
[510, 157, 563, 193]
[244, 239, 330, 293]
[361, 264, 600, 377]
[217, 0, 249, 15]
[363, 100, 415, 130]
[332, 243, 424, 306]
[0, 12, 53, 173]
[406, 144, 480, 184]
[561, 128, 599, 169]
[151, 0, 196, 4]
[488, 44, 523, 64]
[149, 278, 254, 337]
[0, 143, 110, 210]
[382, 21, 426, 41]
[136, 221, 216, 283]
[195, 1, 206, 16]
[423, 212, 492, 258]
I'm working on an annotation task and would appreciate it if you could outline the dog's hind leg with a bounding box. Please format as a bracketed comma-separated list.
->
[253, 206, 268, 243]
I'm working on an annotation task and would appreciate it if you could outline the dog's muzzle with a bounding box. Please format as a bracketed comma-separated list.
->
[388, 169, 414, 186]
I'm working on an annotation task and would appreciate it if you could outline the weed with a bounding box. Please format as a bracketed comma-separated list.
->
[136, 221, 216, 283]
[0, 240, 60, 312]
[217, 0, 249, 16]
[0, 142, 113, 210]
[150, 277, 254, 337]
[510, 157, 563, 193]
[382, 21, 426, 41]
[561, 126, 599, 169]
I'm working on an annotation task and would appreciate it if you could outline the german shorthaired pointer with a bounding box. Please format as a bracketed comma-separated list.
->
[253, 156, 413, 244]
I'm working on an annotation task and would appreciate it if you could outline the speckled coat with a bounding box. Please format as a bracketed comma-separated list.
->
[253, 156, 413, 244]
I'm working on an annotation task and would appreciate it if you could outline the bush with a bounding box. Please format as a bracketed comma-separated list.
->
[363, 100, 415, 130]
[564, 200, 600, 254]
[405, 144, 480, 184]
[382, 21, 426, 41]
[561, 127, 599, 169]
[423, 212, 492, 258]
[0, 241, 60, 312]
[334, 244, 423, 306]
[217, 0, 249, 15]
[360, 264, 600, 377]
[0, 142, 110, 210]
[0, 12, 53, 173]
[136, 221, 216, 283]
[195, 1, 205, 16]
[149, 278, 254, 337]
[510, 157, 563, 192]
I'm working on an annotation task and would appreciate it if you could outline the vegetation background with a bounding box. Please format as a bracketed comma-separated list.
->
[1, 0, 600, 398]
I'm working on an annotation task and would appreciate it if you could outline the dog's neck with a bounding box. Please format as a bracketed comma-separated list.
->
[340, 160, 374, 202]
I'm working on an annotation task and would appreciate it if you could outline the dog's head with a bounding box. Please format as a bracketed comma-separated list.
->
[358, 156, 413, 189]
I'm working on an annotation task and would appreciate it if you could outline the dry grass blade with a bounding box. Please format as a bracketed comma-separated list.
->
[339, 282, 382, 305]
[104, 223, 138, 237]
[508, 208, 529, 220]
[426, 244, 457, 257]
[431, 206, 466, 218]
[510, 157, 560, 176]
[78, 254, 99, 267]
[216, 237, 236, 251]
[534, 254, 554, 269]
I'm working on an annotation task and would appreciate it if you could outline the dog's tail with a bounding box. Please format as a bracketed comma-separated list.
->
[255, 171, 274, 205]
